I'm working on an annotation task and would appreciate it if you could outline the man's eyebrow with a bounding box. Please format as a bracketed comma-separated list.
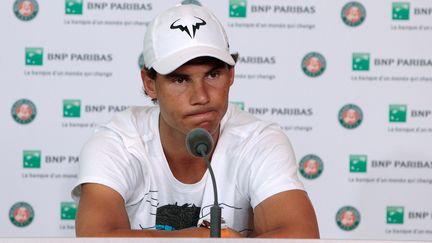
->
[165, 72, 189, 79]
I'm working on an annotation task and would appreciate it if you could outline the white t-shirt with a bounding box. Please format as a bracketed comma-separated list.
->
[72, 104, 304, 235]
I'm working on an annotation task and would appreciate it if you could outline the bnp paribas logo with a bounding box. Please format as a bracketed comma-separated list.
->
[63, 99, 81, 118]
[230, 101, 245, 111]
[9, 202, 34, 227]
[13, 0, 39, 21]
[65, 0, 83, 15]
[299, 154, 324, 180]
[341, 2, 366, 27]
[25, 47, 43, 66]
[23, 150, 41, 168]
[387, 206, 404, 224]
[392, 2, 410, 20]
[336, 206, 361, 231]
[301, 52, 326, 77]
[389, 104, 407, 123]
[11, 99, 37, 124]
[350, 154, 367, 173]
[229, 0, 247, 18]
[352, 53, 370, 71]
[61, 202, 77, 220]
[338, 104, 363, 129]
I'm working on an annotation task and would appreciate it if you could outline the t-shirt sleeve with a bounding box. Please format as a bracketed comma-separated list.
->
[71, 128, 145, 205]
[245, 124, 304, 209]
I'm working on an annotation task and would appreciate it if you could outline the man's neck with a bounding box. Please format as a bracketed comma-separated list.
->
[158, 119, 219, 184]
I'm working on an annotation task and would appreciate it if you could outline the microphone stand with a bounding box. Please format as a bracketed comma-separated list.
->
[200, 149, 221, 238]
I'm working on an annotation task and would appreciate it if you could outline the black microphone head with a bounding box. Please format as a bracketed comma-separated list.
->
[185, 128, 213, 157]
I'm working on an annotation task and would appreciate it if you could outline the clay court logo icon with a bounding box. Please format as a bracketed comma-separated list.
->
[341, 2, 366, 27]
[387, 206, 404, 224]
[301, 52, 326, 77]
[299, 154, 323, 179]
[13, 0, 39, 21]
[336, 206, 360, 231]
[11, 99, 37, 124]
[9, 202, 34, 227]
[338, 104, 363, 129]
[229, 0, 247, 18]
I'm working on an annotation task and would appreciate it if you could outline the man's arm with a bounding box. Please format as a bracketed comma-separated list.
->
[76, 183, 240, 237]
[252, 189, 320, 238]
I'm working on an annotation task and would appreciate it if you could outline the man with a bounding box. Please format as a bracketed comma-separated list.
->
[72, 3, 319, 238]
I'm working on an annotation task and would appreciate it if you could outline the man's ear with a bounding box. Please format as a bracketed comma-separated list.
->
[228, 66, 235, 86]
[141, 69, 157, 99]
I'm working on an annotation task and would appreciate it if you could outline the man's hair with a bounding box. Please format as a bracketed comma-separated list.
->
[142, 54, 238, 103]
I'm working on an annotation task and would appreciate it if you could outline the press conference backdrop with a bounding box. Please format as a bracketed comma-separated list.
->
[2, 0, 432, 240]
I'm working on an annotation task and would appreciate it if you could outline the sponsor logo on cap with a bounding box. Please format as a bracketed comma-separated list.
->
[301, 52, 326, 77]
[336, 206, 361, 231]
[9, 202, 34, 227]
[341, 2, 366, 27]
[11, 99, 37, 124]
[170, 16, 207, 39]
[338, 104, 363, 129]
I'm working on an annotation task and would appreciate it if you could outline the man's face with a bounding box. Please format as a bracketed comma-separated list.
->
[148, 60, 234, 138]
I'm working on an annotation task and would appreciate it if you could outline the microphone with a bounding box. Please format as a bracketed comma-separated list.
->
[185, 128, 221, 238]
[185, 128, 213, 157]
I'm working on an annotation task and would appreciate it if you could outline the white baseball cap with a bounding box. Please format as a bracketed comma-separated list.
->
[143, 4, 235, 75]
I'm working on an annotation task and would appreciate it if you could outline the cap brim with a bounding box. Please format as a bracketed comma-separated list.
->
[151, 46, 236, 75]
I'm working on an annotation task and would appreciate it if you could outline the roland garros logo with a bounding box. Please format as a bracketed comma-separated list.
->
[9, 202, 34, 227]
[341, 2, 366, 27]
[11, 99, 37, 124]
[338, 104, 363, 129]
[336, 206, 360, 231]
[13, 0, 39, 21]
[301, 52, 326, 77]
[299, 154, 323, 179]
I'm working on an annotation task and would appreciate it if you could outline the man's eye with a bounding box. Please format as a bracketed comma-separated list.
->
[173, 77, 186, 84]
[208, 71, 220, 79]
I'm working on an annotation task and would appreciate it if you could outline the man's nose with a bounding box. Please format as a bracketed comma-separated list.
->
[190, 80, 210, 105]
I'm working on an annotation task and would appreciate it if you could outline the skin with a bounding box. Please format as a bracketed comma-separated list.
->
[75, 58, 320, 238]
